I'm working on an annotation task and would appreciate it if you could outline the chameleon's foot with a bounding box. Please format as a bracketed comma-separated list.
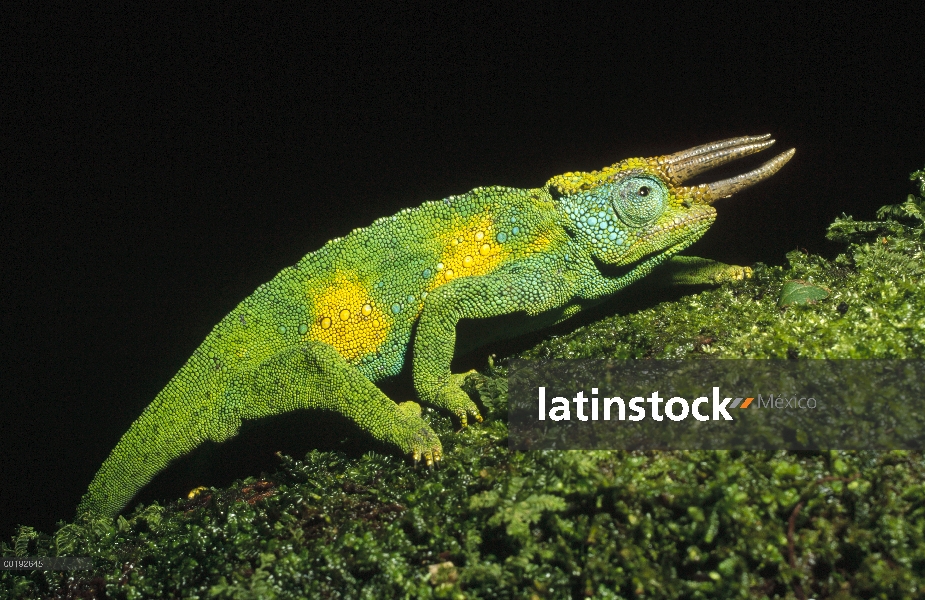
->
[711, 264, 753, 283]
[433, 370, 483, 427]
[397, 401, 443, 467]
[657, 256, 754, 286]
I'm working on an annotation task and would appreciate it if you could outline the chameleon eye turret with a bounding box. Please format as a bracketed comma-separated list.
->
[612, 175, 668, 226]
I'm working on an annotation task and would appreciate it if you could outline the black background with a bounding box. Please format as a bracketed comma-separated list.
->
[2, 4, 922, 537]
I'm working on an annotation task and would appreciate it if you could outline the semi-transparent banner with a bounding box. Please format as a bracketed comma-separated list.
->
[507, 360, 925, 450]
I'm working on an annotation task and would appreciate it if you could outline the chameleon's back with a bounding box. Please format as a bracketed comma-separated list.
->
[213, 185, 560, 379]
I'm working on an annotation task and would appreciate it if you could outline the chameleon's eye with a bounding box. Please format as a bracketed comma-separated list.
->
[612, 176, 667, 226]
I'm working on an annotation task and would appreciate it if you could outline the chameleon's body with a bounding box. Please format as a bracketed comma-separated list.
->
[79, 136, 793, 518]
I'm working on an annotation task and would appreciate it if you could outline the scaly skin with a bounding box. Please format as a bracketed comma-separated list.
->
[78, 135, 794, 518]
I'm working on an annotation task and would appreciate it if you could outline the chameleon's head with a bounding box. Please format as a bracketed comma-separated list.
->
[546, 134, 794, 280]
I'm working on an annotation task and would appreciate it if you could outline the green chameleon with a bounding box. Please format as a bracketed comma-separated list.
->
[79, 135, 794, 518]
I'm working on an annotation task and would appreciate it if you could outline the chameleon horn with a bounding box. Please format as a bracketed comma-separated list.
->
[662, 134, 777, 185]
[700, 147, 796, 202]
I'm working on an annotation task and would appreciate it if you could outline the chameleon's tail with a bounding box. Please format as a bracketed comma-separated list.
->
[77, 371, 241, 519]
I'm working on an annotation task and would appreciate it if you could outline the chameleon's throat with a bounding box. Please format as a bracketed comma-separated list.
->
[592, 249, 669, 280]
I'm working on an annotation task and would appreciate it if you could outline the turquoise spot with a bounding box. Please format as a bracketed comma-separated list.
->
[587, 216, 597, 226]
[510, 216, 517, 222]
[278, 325, 287, 334]
[407, 295, 415, 303]
[422, 268, 432, 278]
[609, 232, 617, 240]
[512, 226, 520, 235]
[299, 323, 308, 335]
[599, 221, 608, 229]
[391, 304, 402, 314]
[496, 232, 507, 242]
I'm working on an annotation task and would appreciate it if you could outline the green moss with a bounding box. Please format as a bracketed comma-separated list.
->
[5, 166, 925, 599]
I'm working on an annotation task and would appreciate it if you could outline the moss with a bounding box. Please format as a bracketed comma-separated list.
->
[4, 167, 925, 599]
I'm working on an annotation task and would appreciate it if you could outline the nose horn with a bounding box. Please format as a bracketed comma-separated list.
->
[701, 147, 795, 202]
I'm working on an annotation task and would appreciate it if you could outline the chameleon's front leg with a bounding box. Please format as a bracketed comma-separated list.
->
[654, 255, 753, 286]
[412, 265, 571, 425]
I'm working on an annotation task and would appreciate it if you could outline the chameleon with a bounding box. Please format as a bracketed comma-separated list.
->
[78, 134, 794, 518]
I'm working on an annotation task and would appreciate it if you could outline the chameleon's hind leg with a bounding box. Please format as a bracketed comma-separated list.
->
[248, 340, 442, 465]
[654, 255, 753, 286]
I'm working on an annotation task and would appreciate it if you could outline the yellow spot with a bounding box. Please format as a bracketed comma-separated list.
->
[308, 274, 389, 361]
[435, 214, 509, 286]
[187, 486, 209, 500]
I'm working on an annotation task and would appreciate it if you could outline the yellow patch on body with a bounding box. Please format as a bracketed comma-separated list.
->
[432, 215, 508, 286]
[308, 274, 390, 361]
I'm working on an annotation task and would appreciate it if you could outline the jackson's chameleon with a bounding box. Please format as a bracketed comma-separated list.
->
[78, 135, 793, 517]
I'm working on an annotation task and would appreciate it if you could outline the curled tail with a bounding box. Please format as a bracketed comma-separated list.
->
[77, 366, 243, 518]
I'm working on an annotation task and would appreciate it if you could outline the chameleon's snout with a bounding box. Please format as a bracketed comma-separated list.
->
[660, 134, 795, 203]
